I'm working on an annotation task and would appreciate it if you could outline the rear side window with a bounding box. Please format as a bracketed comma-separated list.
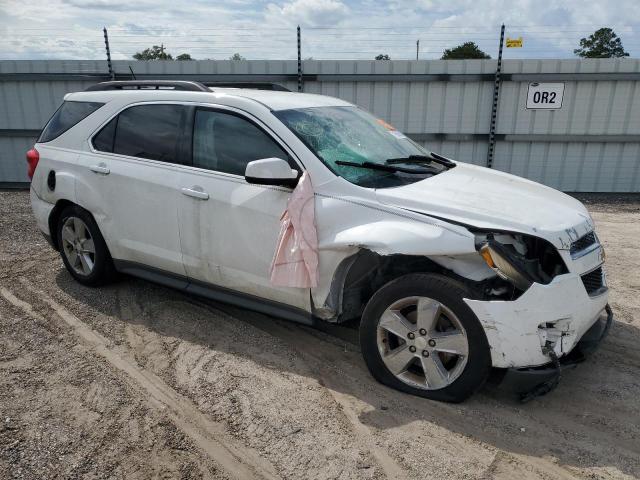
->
[39, 101, 104, 143]
[93, 104, 187, 164]
[193, 109, 290, 175]
[92, 117, 117, 152]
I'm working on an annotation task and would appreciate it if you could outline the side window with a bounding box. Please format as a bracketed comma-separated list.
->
[39, 101, 104, 143]
[193, 109, 290, 175]
[92, 117, 117, 153]
[102, 104, 187, 164]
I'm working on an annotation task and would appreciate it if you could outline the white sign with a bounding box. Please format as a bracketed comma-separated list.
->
[526, 82, 565, 109]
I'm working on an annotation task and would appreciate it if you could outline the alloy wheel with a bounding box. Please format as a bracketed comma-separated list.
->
[61, 216, 96, 276]
[376, 296, 469, 390]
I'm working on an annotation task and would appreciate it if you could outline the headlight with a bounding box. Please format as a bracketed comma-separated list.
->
[476, 232, 568, 293]
[479, 240, 535, 291]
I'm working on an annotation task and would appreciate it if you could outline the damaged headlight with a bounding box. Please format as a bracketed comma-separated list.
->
[479, 240, 535, 291]
[477, 233, 567, 292]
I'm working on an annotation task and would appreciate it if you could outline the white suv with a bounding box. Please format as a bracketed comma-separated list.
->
[29, 80, 611, 402]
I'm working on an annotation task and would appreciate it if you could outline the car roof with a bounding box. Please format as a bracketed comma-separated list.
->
[66, 87, 353, 112]
[210, 87, 352, 110]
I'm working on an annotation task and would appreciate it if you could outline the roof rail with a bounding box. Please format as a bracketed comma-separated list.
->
[85, 80, 210, 92]
[205, 82, 291, 92]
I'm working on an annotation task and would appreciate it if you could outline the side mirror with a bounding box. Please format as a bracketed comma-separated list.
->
[245, 158, 299, 188]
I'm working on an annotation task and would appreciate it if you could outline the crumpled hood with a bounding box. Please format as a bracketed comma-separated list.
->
[375, 162, 593, 249]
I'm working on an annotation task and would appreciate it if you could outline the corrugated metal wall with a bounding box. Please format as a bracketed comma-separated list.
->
[1, 58, 639, 191]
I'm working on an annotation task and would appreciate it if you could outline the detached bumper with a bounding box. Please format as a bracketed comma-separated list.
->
[500, 305, 612, 399]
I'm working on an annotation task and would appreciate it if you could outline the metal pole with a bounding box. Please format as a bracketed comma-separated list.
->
[103, 27, 114, 80]
[297, 25, 303, 92]
[416, 40, 419, 60]
[486, 24, 505, 168]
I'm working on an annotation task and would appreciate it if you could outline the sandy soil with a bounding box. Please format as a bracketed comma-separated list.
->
[0, 190, 639, 480]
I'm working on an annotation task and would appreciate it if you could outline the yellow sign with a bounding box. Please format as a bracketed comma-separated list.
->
[506, 37, 523, 48]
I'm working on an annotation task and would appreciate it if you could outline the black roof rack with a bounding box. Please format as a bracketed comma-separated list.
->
[85, 80, 210, 92]
[204, 82, 291, 92]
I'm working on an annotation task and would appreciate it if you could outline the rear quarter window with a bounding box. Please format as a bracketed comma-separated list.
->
[38, 101, 104, 143]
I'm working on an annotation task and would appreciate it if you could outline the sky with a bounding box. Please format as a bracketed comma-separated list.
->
[1, 0, 639, 61]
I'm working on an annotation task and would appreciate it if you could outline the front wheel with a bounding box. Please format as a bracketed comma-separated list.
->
[359, 273, 491, 402]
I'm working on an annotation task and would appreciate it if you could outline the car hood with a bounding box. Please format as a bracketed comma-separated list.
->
[375, 162, 593, 249]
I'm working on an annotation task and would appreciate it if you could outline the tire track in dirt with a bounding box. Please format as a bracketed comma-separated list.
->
[216, 305, 604, 480]
[191, 300, 408, 479]
[313, 384, 407, 479]
[1, 281, 280, 480]
[269, 313, 640, 478]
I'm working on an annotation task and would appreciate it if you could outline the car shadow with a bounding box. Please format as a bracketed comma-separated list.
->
[54, 269, 640, 478]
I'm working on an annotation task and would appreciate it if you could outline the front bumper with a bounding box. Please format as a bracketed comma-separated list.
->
[464, 272, 608, 368]
[499, 304, 612, 399]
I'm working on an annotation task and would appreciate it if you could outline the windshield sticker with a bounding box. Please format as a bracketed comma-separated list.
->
[376, 118, 396, 131]
[389, 130, 407, 139]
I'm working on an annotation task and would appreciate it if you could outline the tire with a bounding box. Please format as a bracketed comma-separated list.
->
[359, 273, 491, 403]
[56, 205, 116, 287]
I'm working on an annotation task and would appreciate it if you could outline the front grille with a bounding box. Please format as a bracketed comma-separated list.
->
[570, 231, 597, 256]
[581, 267, 604, 295]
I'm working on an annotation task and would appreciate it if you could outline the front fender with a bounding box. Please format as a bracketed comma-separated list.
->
[313, 200, 479, 314]
[320, 219, 475, 256]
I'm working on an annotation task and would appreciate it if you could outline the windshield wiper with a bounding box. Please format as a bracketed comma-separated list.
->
[385, 153, 456, 169]
[335, 160, 435, 174]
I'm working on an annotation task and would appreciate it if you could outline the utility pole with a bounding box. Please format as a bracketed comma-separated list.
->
[416, 39, 419, 60]
[103, 27, 114, 80]
[486, 24, 505, 169]
[297, 25, 303, 92]
[160, 43, 165, 57]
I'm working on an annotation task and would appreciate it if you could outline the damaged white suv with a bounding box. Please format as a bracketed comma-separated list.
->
[29, 81, 611, 402]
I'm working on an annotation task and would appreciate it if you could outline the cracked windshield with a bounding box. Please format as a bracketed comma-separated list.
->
[275, 106, 445, 188]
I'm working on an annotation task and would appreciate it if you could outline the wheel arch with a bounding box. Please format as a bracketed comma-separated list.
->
[48, 199, 106, 253]
[314, 249, 462, 323]
[48, 199, 77, 251]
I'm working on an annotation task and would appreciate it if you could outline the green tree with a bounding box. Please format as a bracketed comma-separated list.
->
[441, 42, 491, 60]
[229, 53, 246, 61]
[133, 45, 173, 60]
[132, 46, 193, 60]
[574, 28, 629, 58]
[375, 54, 391, 60]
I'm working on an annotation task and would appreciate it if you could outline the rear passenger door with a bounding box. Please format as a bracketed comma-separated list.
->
[177, 106, 310, 310]
[76, 103, 189, 277]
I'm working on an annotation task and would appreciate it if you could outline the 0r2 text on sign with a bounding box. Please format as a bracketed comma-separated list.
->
[526, 83, 565, 109]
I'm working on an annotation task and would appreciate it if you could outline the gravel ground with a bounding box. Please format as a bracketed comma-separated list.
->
[1, 190, 639, 480]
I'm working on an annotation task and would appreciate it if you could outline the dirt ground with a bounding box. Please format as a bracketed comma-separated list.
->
[0, 190, 639, 480]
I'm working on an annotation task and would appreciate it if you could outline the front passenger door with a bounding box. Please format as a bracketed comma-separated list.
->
[177, 107, 310, 310]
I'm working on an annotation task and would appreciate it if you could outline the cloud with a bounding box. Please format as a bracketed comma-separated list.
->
[0, 0, 638, 60]
[62, 0, 131, 10]
[265, 0, 349, 26]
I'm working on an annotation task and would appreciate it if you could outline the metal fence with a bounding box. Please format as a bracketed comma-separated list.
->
[1, 58, 639, 191]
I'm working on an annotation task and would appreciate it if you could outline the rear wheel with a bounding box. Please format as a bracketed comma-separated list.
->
[359, 273, 491, 402]
[56, 205, 116, 286]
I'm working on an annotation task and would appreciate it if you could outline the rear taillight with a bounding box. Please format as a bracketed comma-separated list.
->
[26, 148, 39, 180]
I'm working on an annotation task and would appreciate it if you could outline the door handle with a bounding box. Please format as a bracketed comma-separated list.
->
[181, 186, 209, 200]
[90, 163, 110, 175]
